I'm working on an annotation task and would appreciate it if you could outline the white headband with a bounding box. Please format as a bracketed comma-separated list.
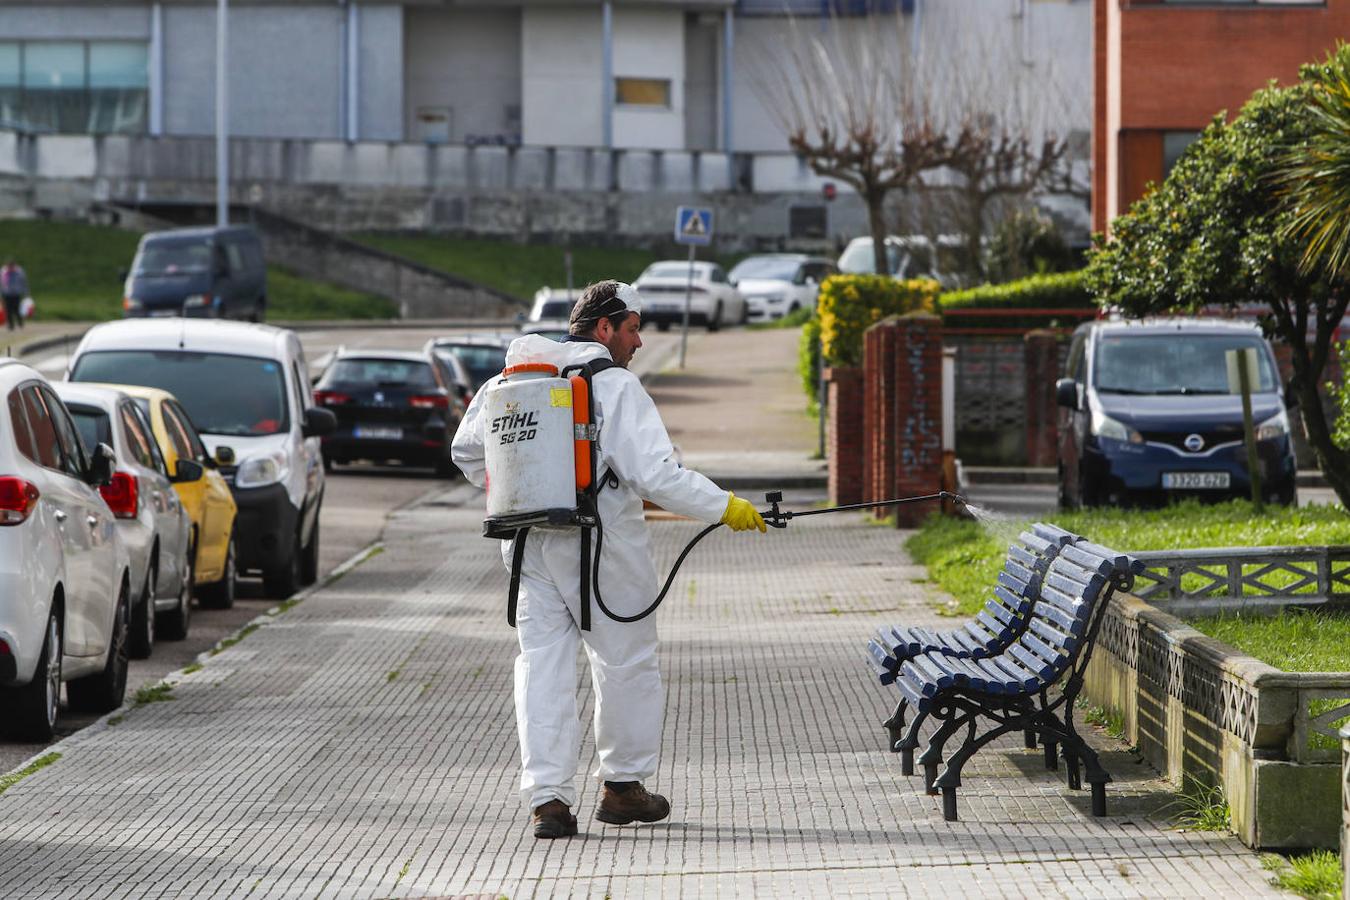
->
[614, 282, 643, 315]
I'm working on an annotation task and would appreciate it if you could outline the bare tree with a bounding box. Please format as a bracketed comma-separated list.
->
[753, 13, 958, 275]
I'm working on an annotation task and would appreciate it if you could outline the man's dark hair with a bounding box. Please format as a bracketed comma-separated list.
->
[569, 280, 633, 336]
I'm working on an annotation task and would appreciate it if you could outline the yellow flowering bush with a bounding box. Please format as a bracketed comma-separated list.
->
[816, 274, 939, 368]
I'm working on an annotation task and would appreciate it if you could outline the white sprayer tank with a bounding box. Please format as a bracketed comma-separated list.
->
[483, 364, 576, 521]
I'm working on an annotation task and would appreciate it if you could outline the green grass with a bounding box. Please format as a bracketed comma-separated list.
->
[907, 499, 1350, 617]
[1078, 700, 1126, 740]
[0, 752, 60, 797]
[1188, 610, 1350, 673]
[132, 681, 175, 705]
[355, 233, 744, 303]
[0, 219, 394, 321]
[1167, 773, 1232, 832]
[1264, 850, 1341, 900]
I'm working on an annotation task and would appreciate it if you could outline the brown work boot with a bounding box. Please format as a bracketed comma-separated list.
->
[595, 781, 671, 825]
[532, 800, 578, 839]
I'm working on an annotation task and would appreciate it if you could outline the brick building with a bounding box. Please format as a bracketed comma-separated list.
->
[1093, 0, 1348, 233]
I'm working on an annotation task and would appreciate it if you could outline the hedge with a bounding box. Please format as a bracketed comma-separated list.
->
[818, 274, 940, 368]
[938, 270, 1090, 311]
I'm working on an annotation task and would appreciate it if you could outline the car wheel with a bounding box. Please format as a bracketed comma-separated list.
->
[159, 540, 193, 641]
[707, 303, 723, 332]
[0, 607, 61, 741]
[299, 519, 320, 587]
[263, 531, 303, 599]
[739, 302, 750, 326]
[128, 556, 156, 660]
[67, 581, 129, 714]
[198, 531, 236, 610]
[656, 321, 671, 332]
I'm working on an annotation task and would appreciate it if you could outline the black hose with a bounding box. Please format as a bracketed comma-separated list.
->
[587, 490, 964, 625]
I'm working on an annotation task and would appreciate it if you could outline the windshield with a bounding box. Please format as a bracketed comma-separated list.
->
[838, 241, 903, 275]
[1093, 334, 1277, 395]
[436, 344, 507, 389]
[323, 358, 436, 388]
[134, 239, 213, 276]
[67, 406, 111, 455]
[537, 300, 573, 319]
[642, 263, 704, 280]
[71, 350, 289, 437]
[729, 258, 799, 282]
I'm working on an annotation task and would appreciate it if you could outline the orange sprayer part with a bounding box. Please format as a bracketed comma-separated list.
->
[570, 374, 591, 491]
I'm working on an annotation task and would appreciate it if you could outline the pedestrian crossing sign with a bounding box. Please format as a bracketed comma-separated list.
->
[674, 206, 714, 246]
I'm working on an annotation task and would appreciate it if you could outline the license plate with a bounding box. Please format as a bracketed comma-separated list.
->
[1162, 471, 1231, 490]
[354, 426, 402, 440]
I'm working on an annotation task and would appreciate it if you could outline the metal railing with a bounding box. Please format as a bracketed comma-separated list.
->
[1129, 545, 1350, 614]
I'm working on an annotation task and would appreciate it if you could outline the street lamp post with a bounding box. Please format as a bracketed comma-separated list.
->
[216, 0, 229, 227]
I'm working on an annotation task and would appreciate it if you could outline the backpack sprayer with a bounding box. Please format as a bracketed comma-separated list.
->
[481, 361, 968, 630]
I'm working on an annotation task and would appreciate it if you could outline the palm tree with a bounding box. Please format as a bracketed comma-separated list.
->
[1279, 43, 1350, 279]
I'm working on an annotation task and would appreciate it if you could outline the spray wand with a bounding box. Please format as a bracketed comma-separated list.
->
[590, 489, 969, 625]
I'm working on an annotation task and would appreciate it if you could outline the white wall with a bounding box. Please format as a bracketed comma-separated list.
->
[521, 7, 602, 148]
[360, 5, 404, 142]
[612, 7, 684, 150]
[405, 7, 521, 144]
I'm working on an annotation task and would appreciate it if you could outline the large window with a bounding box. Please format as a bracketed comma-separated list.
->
[0, 41, 147, 134]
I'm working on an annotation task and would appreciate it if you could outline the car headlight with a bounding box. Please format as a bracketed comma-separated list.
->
[1256, 410, 1290, 442]
[234, 450, 289, 489]
[122, 296, 141, 311]
[1091, 407, 1143, 444]
[183, 294, 211, 308]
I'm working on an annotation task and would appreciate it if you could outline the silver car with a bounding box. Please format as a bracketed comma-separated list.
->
[53, 382, 195, 657]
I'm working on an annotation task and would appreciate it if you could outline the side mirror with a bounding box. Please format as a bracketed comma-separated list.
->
[215, 446, 237, 466]
[302, 406, 337, 438]
[171, 459, 204, 484]
[86, 443, 115, 487]
[1055, 378, 1080, 410]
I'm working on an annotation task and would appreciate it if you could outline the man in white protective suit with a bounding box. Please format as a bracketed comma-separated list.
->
[451, 280, 766, 839]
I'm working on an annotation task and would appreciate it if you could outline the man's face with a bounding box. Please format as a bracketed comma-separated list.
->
[601, 313, 643, 368]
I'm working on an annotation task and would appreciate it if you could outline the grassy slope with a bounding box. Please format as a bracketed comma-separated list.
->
[356, 233, 745, 302]
[0, 220, 395, 321]
[906, 500, 1350, 670]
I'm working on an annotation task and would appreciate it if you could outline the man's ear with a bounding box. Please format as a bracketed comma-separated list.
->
[594, 317, 614, 341]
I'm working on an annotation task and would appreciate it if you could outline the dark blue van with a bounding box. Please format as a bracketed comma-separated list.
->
[1055, 320, 1297, 508]
[122, 226, 267, 321]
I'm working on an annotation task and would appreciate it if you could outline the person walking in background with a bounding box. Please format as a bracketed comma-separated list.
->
[1, 259, 28, 331]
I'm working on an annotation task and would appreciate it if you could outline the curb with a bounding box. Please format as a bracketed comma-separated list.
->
[963, 466, 1332, 489]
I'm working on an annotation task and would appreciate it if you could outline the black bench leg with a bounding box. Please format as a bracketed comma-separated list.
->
[1023, 728, 1037, 749]
[883, 699, 908, 753]
[1042, 738, 1058, 771]
[1091, 781, 1107, 817]
[941, 786, 959, 822]
[895, 708, 930, 776]
[1064, 751, 1081, 791]
[918, 711, 971, 796]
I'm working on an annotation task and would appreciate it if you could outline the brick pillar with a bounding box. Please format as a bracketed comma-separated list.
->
[825, 366, 864, 506]
[863, 321, 898, 513]
[891, 314, 944, 527]
[1024, 329, 1061, 467]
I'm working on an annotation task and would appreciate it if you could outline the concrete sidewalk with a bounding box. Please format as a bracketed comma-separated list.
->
[0, 481, 1277, 898]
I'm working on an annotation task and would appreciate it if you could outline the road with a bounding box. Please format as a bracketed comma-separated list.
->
[965, 480, 1340, 518]
[0, 323, 686, 772]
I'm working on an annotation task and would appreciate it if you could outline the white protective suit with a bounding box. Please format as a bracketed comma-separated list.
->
[451, 333, 729, 810]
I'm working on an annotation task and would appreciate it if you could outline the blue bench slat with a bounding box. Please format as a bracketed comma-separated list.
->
[894, 671, 928, 707]
[975, 610, 1013, 640]
[1001, 558, 1035, 587]
[981, 655, 1041, 692]
[1073, 539, 1140, 574]
[1007, 544, 1038, 571]
[1007, 643, 1057, 680]
[1019, 629, 1066, 665]
[1031, 523, 1078, 545]
[905, 655, 956, 692]
[868, 637, 901, 672]
[1027, 618, 1078, 656]
[886, 626, 923, 656]
[1045, 567, 1104, 597]
[985, 601, 1018, 629]
[965, 657, 1019, 693]
[867, 644, 898, 684]
[1037, 582, 1084, 618]
[996, 569, 1032, 599]
[1032, 600, 1083, 637]
[952, 626, 990, 656]
[993, 584, 1033, 615]
[1058, 543, 1118, 577]
[1019, 533, 1057, 558]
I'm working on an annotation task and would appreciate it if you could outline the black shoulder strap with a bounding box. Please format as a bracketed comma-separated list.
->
[585, 357, 618, 376]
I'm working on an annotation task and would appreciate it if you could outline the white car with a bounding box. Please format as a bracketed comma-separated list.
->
[0, 361, 131, 740]
[633, 260, 746, 332]
[528, 287, 579, 324]
[837, 234, 968, 287]
[53, 382, 195, 657]
[729, 254, 838, 323]
[66, 319, 336, 599]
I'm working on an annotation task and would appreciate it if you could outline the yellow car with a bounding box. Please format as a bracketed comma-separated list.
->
[113, 385, 239, 611]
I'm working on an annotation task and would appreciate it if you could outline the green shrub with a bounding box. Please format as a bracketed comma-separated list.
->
[798, 314, 822, 411]
[817, 274, 939, 368]
[985, 209, 1076, 284]
[938, 270, 1091, 329]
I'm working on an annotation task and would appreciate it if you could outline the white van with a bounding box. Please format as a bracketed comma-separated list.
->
[66, 320, 335, 598]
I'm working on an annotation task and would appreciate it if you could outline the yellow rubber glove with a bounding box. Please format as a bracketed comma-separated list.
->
[721, 492, 767, 533]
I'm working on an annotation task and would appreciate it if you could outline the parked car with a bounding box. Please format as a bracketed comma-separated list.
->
[0, 361, 130, 740]
[313, 348, 465, 477]
[66, 319, 335, 599]
[529, 287, 579, 324]
[837, 234, 968, 287]
[728, 254, 838, 323]
[518, 321, 569, 341]
[54, 383, 194, 657]
[425, 333, 512, 392]
[1055, 319, 1297, 509]
[122, 225, 268, 321]
[633, 260, 745, 331]
[116, 385, 239, 616]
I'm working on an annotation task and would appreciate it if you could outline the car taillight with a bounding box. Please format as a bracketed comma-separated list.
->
[0, 477, 39, 525]
[410, 394, 449, 410]
[99, 472, 139, 519]
[314, 390, 351, 406]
